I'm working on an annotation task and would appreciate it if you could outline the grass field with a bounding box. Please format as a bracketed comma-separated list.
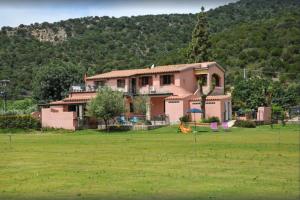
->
[0, 125, 299, 200]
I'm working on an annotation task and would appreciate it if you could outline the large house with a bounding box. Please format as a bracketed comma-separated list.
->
[41, 62, 232, 130]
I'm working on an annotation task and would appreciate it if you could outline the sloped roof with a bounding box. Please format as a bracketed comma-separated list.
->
[190, 95, 231, 101]
[63, 93, 97, 102]
[50, 100, 88, 105]
[166, 94, 231, 101]
[165, 94, 193, 100]
[50, 93, 97, 105]
[86, 62, 218, 80]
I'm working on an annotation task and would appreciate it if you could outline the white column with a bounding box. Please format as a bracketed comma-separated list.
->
[207, 74, 211, 93]
[78, 105, 83, 120]
[229, 102, 232, 120]
[146, 98, 151, 120]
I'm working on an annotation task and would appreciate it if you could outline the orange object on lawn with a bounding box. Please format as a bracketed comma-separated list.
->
[179, 123, 191, 134]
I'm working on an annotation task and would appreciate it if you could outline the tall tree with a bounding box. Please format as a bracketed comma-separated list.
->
[188, 7, 214, 119]
[32, 61, 84, 102]
[187, 6, 211, 63]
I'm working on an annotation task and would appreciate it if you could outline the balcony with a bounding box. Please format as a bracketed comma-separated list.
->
[70, 84, 172, 96]
[70, 85, 95, 93]
[70, 85, 130, 94]
[138, 85, 171, 95]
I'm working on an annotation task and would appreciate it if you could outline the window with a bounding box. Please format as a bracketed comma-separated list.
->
[95, 81, 105, 88]
[197, 74, 207, 86]
[212, 74, 221, 87]
[68, 105, 76, 112]
[117, 79, 125, 88]
[141, 77, 149, 86]
[160, 75, 174, 85]
[139, 76, 152, 86]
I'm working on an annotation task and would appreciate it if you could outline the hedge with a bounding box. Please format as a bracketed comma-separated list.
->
[0, 115, 41, 129]
[234, 120, 256, 128]
[201, 116, 220, 123]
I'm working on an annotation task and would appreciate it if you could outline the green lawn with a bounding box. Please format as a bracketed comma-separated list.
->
[0, 125, 299, 200]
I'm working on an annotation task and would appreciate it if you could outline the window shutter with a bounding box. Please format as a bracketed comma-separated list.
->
[160, 75, 163, 85]
[138, 77, 142, 87]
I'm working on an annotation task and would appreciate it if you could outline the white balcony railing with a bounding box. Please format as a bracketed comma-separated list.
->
[139, 85, 171, 95]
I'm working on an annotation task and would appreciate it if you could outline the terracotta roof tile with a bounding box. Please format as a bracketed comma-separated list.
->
[166, 94, 231, 101]
[50, 93, 97, 105]
[189, 95, 231, 101]
[165, 94, 192, 100]
[50, 101, 88, 105]
[64, 95, 96, 102]
[86, 62, 217, 80]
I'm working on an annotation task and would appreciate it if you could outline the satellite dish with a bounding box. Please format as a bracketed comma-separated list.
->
[151, 64, 155, 69]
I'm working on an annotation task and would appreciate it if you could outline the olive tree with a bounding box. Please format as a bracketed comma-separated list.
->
[86, 87, 125, 131]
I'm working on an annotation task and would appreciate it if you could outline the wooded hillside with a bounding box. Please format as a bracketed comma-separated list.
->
[0, 0, 299, 99]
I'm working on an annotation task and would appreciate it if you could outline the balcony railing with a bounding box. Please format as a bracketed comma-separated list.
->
[138, 85, 171, 95]
[70, 85, 130, 93]
[70, 85, 97, 93]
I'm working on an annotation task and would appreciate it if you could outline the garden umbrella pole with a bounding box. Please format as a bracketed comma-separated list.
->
[187, 108, 203, 143]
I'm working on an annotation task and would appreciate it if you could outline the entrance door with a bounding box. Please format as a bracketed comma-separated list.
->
[131, 78, 136, 94]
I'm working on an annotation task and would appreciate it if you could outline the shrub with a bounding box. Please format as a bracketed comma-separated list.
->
[0, 99, 37, 115]
[0, 110, 21, 116]
[0, 115, 41, 130]
[179, 115, 189, 123]
[234, 120, 256, 128]
[201, 116, 220, 123]
[208, 116, 220, 123]
[145, 120, 152, 125]
[0, 106, 37, 116]
[107, 125, 132, 131]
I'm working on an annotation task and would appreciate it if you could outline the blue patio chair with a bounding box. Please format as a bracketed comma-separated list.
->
[117, 116, 126, 125]
[130, 116, 138, 124]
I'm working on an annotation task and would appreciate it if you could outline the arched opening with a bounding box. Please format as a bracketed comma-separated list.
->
[212, 74, 221, 87]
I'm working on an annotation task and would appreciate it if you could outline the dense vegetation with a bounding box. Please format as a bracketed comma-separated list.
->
[0, 0, 299, 101]
[0, 98, 36, 115]
[232, 77, 299, 111]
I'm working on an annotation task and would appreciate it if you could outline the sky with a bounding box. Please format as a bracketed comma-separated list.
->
[0, 0, 238, 28]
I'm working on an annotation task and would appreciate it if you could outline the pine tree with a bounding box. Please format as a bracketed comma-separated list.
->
[187, 7, 211, 63]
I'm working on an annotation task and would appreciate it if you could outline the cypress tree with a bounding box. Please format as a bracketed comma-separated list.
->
[188, 7, 214, 119]
[187, 7, 211, 63]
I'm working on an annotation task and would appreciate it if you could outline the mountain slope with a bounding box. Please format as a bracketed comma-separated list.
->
[0, 0, 299, 98]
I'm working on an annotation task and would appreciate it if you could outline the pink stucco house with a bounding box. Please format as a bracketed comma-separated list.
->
[41, 62, 232, 130]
